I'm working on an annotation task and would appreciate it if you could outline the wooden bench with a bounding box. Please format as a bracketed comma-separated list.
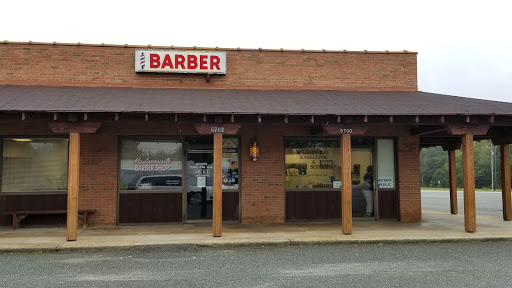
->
[8, 209, 96, 230]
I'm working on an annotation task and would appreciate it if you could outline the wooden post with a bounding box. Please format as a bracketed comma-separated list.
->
[448, 150, 458, 214]
[501, 144, 512, 221]
[462, 134, 476, 232]
[212, 133, 223, 237]
[341, 133, 352, 235]
[66, 132, 80, 241]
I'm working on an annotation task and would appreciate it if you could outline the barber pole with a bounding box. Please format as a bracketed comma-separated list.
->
[140, 52, 145, 69]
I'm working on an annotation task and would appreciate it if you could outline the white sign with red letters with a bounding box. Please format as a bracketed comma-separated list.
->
[135, 50, 226, 74]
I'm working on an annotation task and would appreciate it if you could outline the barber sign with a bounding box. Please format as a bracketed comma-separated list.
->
[135, 50, 226, 74]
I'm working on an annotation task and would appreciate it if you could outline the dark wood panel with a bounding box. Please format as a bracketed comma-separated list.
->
[223, 192, 239, 221]
[378, 190, 397, 219]
[0, 194, 68, 226]
[286, 191, 341, 220]
[286, 188, 369, 221]
[119, 193, 182, 223]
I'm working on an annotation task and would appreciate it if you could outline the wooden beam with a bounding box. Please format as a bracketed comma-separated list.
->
[212, 133, 223, 237]
[68, 113, 78, 122]
[462, 134, 476, 232]
[322, 124, 368, 135]
[193, 123, 241, 135]
[284, 115, 288, 123]
[445, 122, 490, 136]
[501, 144, 512, 221]
[448, 150, 458, 214]
[83, 113, 88, 121]
[145, 113, 149, 122]
[115, 113, 119, 121]
[310, 115, 315, 124]
[49, 122, 102, 134]
[214, 115, 223, 124]
[339, 116, 359, 124]
[421, 137, 461, 148]
[441, 142, 461, 152]
[470, 115, 495, 124]
[341, 133, 352, 235]
[411, 127, 447, 136]
[231, 114, 235, 123]
[66, 132, 80, 241]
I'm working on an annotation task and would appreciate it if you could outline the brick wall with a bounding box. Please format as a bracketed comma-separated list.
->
[397, 135, 422, 222]
[79, 132, 118, 226]
[0, 43, 417, 91]
[240, 125, 285, 223]
[0, 119, 424, 226]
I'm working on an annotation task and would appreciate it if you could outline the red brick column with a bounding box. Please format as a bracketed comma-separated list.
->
[240, 132, 285, 223]
[78, 131, 118, 226]
[397, 135, 421, 222]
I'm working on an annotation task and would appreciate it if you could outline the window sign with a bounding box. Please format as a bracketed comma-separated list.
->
[222, 138, 240, 190]
[285, 137, 374, 190]
[285, 138, 341, 189]
[119, 139, 183, 190]
[197, 176, 206, 188]
[378, 177, 394, 188]
[377, 139, 396, 189]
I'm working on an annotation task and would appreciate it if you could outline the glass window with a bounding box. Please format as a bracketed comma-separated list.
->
[119, 139, 183, 190]
[285, 138, 341, 189]
[1, 138, 69, 193]
[222, 137, 240, 190]
[377, 138, 395, 189]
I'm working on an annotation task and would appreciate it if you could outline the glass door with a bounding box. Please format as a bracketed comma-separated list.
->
[351, 147, 374, 218]
[186, 150, 214, 221]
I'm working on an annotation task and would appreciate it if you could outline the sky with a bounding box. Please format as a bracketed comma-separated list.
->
[2, 0, 511, 103]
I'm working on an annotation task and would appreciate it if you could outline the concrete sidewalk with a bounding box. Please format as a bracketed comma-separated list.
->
[1, 209, 512, 252]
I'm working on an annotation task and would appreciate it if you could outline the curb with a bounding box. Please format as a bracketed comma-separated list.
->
[2, 236, 512, 254]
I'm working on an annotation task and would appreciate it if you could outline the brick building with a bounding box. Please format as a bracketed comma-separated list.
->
[0, 41, 511, 239]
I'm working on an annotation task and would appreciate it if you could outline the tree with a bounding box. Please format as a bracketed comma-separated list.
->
[420, 141, 512, 189]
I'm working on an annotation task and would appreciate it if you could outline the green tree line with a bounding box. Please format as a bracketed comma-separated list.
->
[420, 140, 512, 189]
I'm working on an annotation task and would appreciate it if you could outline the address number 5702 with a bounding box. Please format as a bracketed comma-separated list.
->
[211, 127, 225, 133]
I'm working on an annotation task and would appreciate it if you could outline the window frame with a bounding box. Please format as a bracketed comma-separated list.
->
[284, 137, 343, 191]
[118, 137, 185, 194]
[0, 136, 69, 195]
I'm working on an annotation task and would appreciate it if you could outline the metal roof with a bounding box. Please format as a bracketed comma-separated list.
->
[1, 85, 511, 116]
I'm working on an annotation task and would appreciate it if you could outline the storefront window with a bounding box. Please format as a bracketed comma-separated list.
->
[377, 138, 395, 189]
[119, 139, 183, 190]
[285, 138, 341, 189]
[1, 138, 68, 193]
[222, 137, 240, 190]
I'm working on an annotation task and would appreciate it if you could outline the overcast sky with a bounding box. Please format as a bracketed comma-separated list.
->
[2, 0, 511, 103]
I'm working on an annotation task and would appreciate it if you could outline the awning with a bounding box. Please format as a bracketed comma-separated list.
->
[1, 85, 512, 115]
